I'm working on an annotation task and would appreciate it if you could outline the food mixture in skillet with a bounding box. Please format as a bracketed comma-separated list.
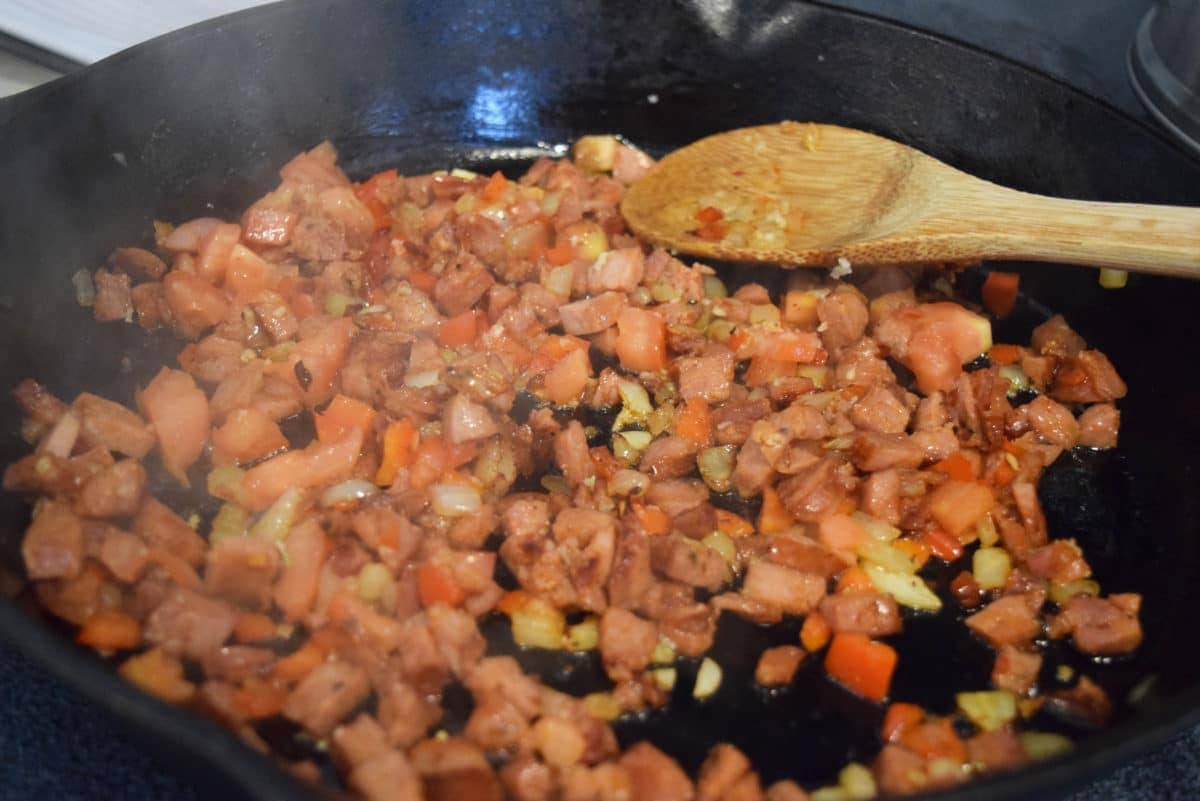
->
[7, 136, 1140, 800]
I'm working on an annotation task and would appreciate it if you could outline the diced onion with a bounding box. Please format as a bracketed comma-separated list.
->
[573, 228, 609, 261]
[651, 636, 676, 665]
[651, 280, 682, 303]
[797, 365, 830, 389]
[927, 757, 968, 782]
[356, 562, 394, 603]
[405, 369, 441, 388]
[998, 364, 1031, 395]
[809, 786, 850, 801]
[565, 618, 600, 651]
[957, 690, 1018, 731]
[864, 563, 943, 611]
[609, 468, 650, 497]
[613, 431, 653, 464]
[262, 342, 294, 362]
[693, 657, 723, 699]
[972, 547, 1012, 590]
[324, 292, 361, 317]
[617, 379, 653, 417]
[1048, 578, 1101, 604]
[449, 168, 480, 180]
[39, 411, 80, 458]
[209, 504, 249, 544]
[706, 319, 736, 343]
[250, 486, 303, 540]
[698, 445, 736, 493]
[453, 193, 476, 214]
[611, 434, 638, 465]
[853, 512, 901, 543]
[511, 598, 565, 649]
[583, 692, 621, 721]
[73, 269, 96, 307]
[799, 391, 840, 410]
[976, 514, 1000, 547]
[652, 667, 678, 692]
[572, 135, 618, 173]
[703, 276, 728, 298]
[540, 475, 570, 495]
[543, 264, 574, 298]
[748, 304, 782, 328]
[1098, 268, 1128, 289]
[430, 483, 482, 517]
[207, 465, 246, 503]
[320, 479, 379, 509]
[647, 405, 675, 436]
[1019, 731, 1073, 760]
[838, 763, 876, 801]
[702, 531, 737, 565]
[857, 540, 918, 575]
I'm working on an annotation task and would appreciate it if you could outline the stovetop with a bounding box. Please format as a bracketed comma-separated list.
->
[1, 1, 1197, 799]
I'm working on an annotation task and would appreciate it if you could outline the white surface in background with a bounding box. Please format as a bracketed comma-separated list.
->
[0, 48, 59, 95]
[0, 0, 275, 64]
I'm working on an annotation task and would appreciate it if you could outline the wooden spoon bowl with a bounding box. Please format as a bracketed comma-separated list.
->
[621, 122, 1200, 278]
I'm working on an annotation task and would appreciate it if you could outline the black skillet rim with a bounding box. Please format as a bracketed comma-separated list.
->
[1, 2, 1199, 800]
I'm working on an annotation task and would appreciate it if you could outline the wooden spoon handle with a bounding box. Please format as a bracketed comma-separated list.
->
[935, 179, 1200, 278]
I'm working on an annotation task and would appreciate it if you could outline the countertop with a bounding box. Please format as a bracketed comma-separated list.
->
[2, 1, 1198, 799]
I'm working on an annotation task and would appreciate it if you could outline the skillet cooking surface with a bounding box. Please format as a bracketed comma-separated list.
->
[1, 1, 1200, 799]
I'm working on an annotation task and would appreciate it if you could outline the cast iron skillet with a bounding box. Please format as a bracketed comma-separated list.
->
[2, 1, 1200, 798]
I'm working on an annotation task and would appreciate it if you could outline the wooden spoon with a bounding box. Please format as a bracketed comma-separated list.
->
[621, 122, 1200, 278]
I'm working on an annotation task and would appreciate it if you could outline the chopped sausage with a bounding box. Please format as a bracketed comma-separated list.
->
[991, 645, 1041, 695]
[754, 646, 806, 687]
[775, 457, 856, 522]
[1023, 395, 1078, 448]
[1030, 315, 1085, 359]
[133, 497, 208, 567]
[651, 535, 731, 590]
[965, 593, 1043, 648]
[554, 420, 594, 487]
[639, 435, 698, 480]
[284, 660, 372, 738]
[411, 737, 504, 801]
[1058, 594, 1143, 655]
[849, 386, 911, 434]
[676, 349, 736, 403]
[732, 439, 775, 498]
[599, 607, 658, 681]
[1077, 403, 1119, 449]
[588, 248, 644, 294]
[332, 714, 392, 770]
[75, 458, 146, 518]
[741, 560, 826, 616]
[1050, 350, 1127, 404]
[73, 393, 156, 459]
[619, 741, 694, 801]
[93, 268, 133, 323]
[697, 743, 755, 801]
[22, 500, 84, 580]
[818, 592, 902, 637]
[204, 535, 282, 609]
[107, 247, 167, 281]
[443, 393, 498, 444]
[966, 729, 1026, 774]
[144, 587, 238, 660]
[1021, 540, 1090, 584]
